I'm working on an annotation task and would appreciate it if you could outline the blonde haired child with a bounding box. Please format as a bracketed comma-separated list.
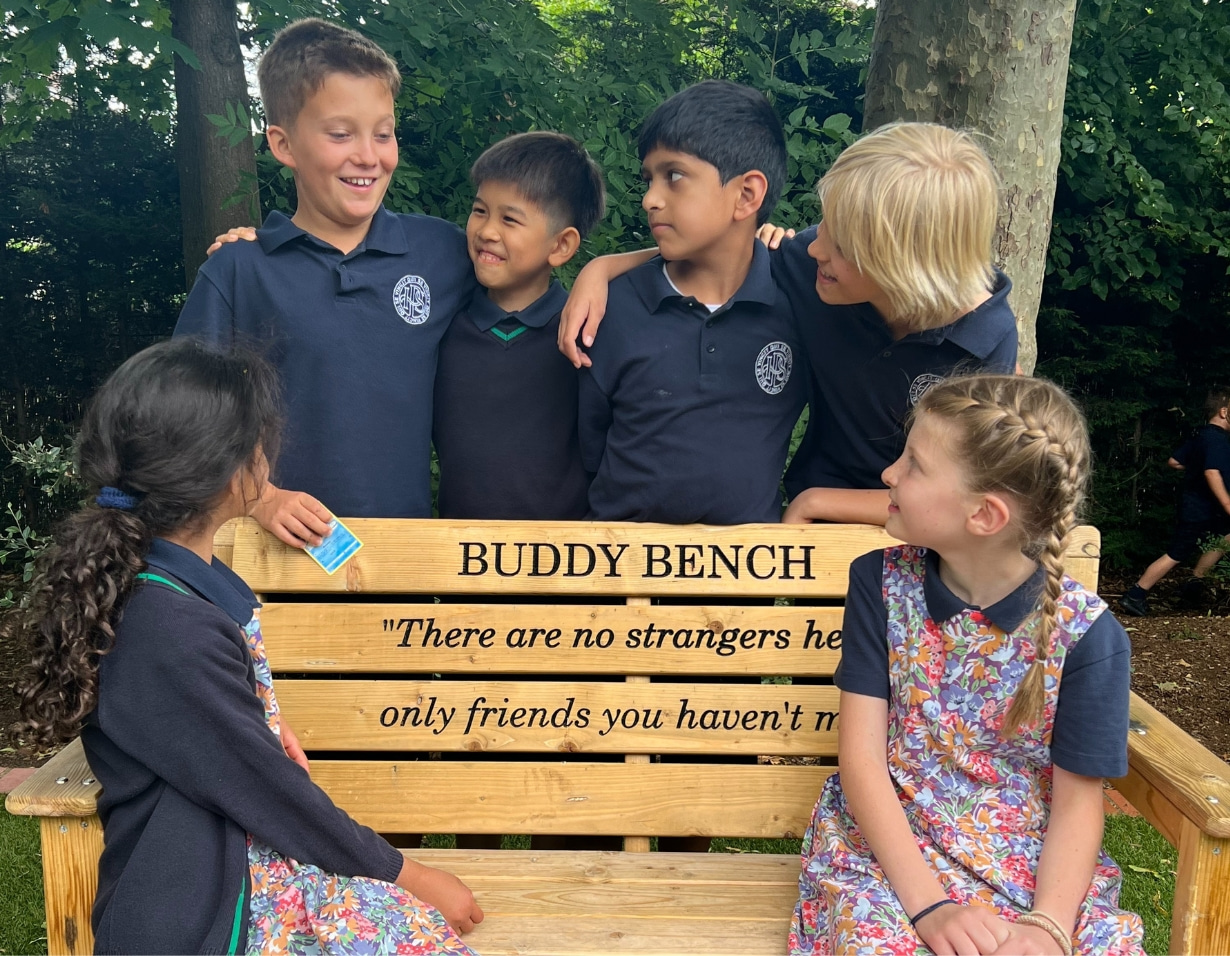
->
[792, 374, 1142, 956]
[559, 121, 1018, 526]
[812, 121, 998, 332]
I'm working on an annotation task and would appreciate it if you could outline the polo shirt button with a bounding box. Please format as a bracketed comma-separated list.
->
[881, 350, 891, 358]
[704, 320, 713, 328]
[707, 345, 716, 353]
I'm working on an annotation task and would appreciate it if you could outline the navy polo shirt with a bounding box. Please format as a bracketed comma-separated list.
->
[433, 280, 590, 520]
[579, 242, 806, 524]
[1173, 424, 1230, 522]
[837, 549, 1131, 778]
[772, 226, 1018, 497]
[175, 207, 477, 518]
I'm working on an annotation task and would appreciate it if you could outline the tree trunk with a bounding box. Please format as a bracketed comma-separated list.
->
[171, 0, 259, 289]
[863, 0, 1077, 374]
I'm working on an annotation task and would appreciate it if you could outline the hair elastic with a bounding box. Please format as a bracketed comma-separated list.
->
[96, 486, 140, 511]
[908, 898, 956, 930]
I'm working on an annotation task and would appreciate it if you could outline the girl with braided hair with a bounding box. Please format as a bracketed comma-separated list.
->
[12, 339, 481, 955]
[790, 374, 1143, 956]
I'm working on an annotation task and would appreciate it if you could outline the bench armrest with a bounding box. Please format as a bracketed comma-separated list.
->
[4, 738, 100, 818]
[1118, 692, 1230, 839]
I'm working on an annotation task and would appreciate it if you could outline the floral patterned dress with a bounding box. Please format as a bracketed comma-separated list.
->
[790, 547, 1144, 955]
[241, 609, 479, 956]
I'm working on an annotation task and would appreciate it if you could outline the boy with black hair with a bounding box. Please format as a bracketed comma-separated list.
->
[176, 18, 476, 546]
[579, 80, 805, 524]
[1122, 387, 1230, 616]
[433, 132, 605, 520]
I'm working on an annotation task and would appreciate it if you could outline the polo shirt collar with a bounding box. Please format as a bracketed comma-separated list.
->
[911, 269, 1013, 358]
[921, 547, 1042, 633]
[145, 537, 259, 627]
[257, 206, 409, 257]
[468, 280, 567, 332]
[630, 240, 778, 315]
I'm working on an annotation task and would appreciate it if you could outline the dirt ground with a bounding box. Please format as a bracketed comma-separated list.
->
[3, 572, 1229, 768]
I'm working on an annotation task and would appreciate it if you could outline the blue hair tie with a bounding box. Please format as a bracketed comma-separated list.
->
[96, 486, 140, 511]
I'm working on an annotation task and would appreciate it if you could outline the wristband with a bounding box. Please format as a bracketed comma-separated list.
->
[1017, 910, 1074, 956]
[908, 898, 956, 930]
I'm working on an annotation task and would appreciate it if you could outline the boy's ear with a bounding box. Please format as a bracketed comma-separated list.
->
[266, 125, 296, 169]
[730, 170, 769, 224]
[966, 491, 1014, 538]
[547, 226, 582, 268]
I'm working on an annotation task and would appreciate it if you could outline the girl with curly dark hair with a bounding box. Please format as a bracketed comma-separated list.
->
[13, 338, 481, 955]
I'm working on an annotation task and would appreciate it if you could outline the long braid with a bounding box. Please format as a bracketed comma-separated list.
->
[914, 375, 1091, 739]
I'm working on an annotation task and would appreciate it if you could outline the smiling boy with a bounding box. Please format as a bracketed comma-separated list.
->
[175, 19, 476, 541]
[433, 132, 605, 520]
[578, 80, 805, 524]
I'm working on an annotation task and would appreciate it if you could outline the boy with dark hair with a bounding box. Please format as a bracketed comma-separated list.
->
[579, 80, 805, 524]
[1121, 387, 1230, 616]
[433, 132, 605, 520]
[176, 18, 476, 545]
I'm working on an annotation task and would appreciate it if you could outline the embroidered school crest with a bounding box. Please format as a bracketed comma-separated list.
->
[908, 372, 944, 406]
[393, 275, 431, 324]
[755, 341, 793, 395]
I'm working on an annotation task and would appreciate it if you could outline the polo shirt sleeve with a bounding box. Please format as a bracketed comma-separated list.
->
[174, 259, 238, 347]
[1201, 427, 1230, 477]
[1049, 609, 1131, 778]
[577, 363, 613, 475]
[97, 594, 404, 883]
[834, 550, 891, 700]
[1171, 435, 1194, 468]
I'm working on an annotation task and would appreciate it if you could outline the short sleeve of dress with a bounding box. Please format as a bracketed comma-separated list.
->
[834, 550, 891, 700]
[1050, 610, 1131, 778]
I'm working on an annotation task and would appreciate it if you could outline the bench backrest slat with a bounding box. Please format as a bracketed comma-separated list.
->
[231, 518, 1102, 841]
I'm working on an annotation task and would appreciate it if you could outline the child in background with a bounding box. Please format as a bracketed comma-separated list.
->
[13, 340, 482, 954]
[1121, 387, 1230, 616]
[560, 123, 1018, 526]
[791, 374, 1142, 955]
[433, 131, 605, 520]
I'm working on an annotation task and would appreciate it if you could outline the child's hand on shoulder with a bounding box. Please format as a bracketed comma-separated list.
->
[396, 859, 484, 934]
[206, 225, 258, 257]
[915, 901, 1014, 956]
[251, 486, 333, 549]
[755, 222, 795, 249]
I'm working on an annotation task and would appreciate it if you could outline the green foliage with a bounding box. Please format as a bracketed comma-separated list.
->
[1038, 0, 1230, 566]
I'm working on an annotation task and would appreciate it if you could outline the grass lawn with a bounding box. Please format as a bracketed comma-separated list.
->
[3, 811, 1175, 955]
[0, 810, 44, 956]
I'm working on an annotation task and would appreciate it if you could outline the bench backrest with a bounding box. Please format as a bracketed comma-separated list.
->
[224, 518, 1102, 847]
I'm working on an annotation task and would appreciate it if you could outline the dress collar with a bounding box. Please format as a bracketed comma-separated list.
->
[468, 280, 567, 332]
[145, 537, 259, 627]
[920, 547, 1043, 634]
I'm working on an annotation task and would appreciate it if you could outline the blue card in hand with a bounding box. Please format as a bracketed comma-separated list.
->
[304, 518, 363, 575]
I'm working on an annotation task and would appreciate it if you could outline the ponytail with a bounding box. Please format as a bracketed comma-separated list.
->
[13, 506, 149, 746]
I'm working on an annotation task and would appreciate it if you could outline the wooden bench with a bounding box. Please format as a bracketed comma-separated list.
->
[8, 519, 1230, 955]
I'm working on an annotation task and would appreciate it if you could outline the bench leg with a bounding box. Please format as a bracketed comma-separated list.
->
[1170, 818, 1230, 955]
[39, 814, 101, 956]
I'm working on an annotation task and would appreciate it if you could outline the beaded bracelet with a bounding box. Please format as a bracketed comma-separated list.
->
[1017, 910, 1074, 956]
[908, 898, 956, 930]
